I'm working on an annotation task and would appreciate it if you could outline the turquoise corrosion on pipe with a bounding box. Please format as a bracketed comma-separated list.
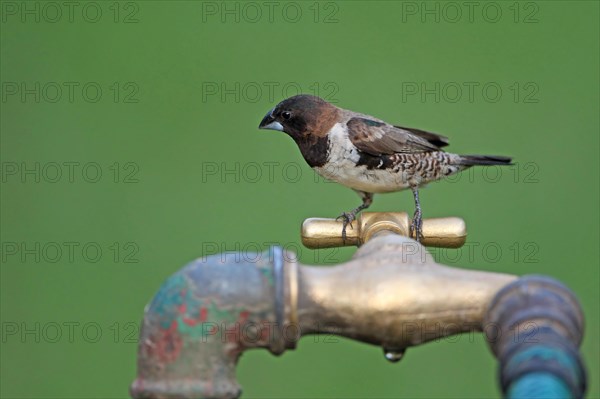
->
[508, 373, 571, 399]
[506, 345, 583, 399]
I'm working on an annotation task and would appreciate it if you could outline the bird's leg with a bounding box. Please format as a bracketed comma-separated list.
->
[409, 186, 424, 243]
[336, 191, 373, 242]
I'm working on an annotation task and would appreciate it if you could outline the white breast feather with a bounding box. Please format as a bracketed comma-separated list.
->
[313, 123, 411, 193]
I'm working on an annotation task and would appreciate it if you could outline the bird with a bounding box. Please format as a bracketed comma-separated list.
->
[258, 94, 512, 242]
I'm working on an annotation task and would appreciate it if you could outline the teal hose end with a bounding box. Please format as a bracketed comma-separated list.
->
[507, 372, 572, 399]
[485, 275, 587, 399]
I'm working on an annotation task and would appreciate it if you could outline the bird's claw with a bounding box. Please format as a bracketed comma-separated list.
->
[409, 209, 424, 243]
[336, 212, 356, 242]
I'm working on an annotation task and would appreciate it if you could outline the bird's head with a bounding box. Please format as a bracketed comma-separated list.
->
[258, 94, 340, 140]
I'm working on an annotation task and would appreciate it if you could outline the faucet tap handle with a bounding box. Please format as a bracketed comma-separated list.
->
[301, 212, 467, 249]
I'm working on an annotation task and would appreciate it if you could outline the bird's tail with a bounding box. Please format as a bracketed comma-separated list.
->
[458, 154, 513, 166]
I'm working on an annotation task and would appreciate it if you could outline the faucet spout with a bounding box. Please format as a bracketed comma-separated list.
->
[296, 235, 516, 349]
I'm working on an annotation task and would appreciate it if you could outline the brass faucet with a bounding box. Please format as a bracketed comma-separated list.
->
[131, 213, 523, 399]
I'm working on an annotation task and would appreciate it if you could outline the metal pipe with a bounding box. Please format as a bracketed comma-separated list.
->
[130, 235, 516, 399]
[130, 247, 296, 399]
[484, 275, 587, 398]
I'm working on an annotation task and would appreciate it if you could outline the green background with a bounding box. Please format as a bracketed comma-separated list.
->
[1, 1, 598, 398]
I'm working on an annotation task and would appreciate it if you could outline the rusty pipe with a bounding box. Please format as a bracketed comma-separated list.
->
[131, 234, 516, 399]
[130, 247, 295, 399]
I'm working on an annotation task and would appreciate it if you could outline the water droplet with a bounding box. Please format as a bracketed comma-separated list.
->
[383, 347, 405, 363]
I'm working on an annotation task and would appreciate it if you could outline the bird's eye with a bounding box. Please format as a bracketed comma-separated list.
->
[281, 111, 292, 120]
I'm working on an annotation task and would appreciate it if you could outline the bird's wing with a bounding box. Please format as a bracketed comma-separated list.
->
[347, 117, 446, 156]
[393, 125, 449, 148]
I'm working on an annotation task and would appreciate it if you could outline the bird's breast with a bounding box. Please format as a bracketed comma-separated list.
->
[313, 123, 412, 193]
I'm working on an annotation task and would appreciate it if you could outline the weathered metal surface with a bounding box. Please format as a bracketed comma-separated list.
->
[131, 234, 516, 398]
[484, 275, 587, 398]
[130, 247, 295, 399]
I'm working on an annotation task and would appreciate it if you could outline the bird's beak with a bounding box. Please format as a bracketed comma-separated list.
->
[258, 108, 284, 132]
